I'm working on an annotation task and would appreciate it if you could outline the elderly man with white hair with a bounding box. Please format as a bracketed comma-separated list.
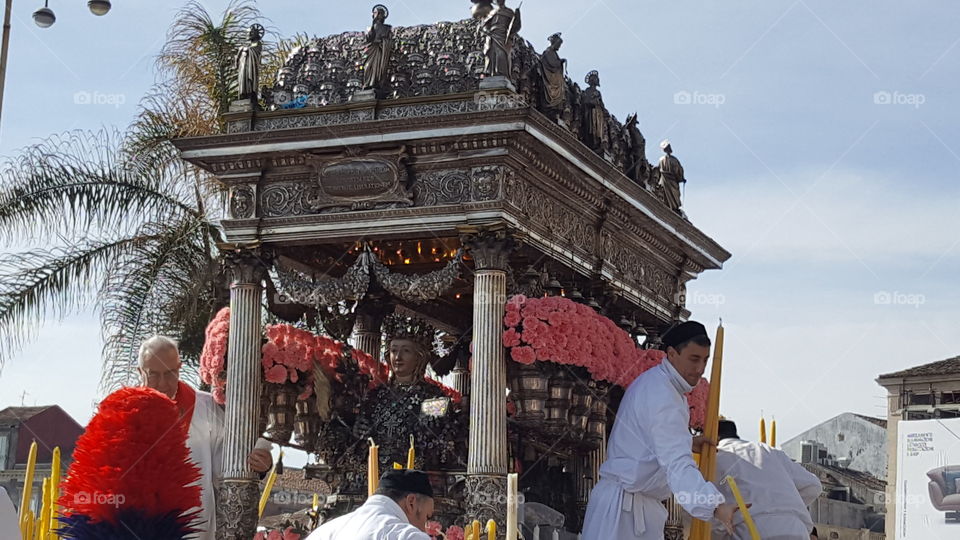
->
[138, 335, 273, 540]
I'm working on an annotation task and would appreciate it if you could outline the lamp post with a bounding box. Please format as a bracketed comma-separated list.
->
[0, 0, 111, 132]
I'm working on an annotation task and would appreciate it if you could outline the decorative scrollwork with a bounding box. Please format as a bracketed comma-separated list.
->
[370, 248, 463, 303]
[272, 253, 371, 307]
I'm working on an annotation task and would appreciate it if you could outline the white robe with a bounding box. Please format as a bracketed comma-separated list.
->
[0, 486, 19, 540]
[711, 438, 822, 540]
[305, 494, 430, 540]
[186, 389, 224, 540]
[582, 361, 724, 540]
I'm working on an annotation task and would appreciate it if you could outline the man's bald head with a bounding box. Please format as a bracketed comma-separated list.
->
[138, 335, 181, 399]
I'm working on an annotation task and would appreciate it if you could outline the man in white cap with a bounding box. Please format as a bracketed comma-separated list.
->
[658, 139, 685, 213]
[582, 321, 740, 539]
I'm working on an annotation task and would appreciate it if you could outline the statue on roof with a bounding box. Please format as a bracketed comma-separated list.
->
[658, 139, 686, 213]
[624, 113, 650, 186]
[478, 0, 522, 78]
[362, 4, 394, 93]
[538, 32, 567, 121]
[236, 23, 265, 101]
[581, 70, 608, 154]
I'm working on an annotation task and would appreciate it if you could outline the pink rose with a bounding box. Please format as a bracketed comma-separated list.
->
[445, 526, 465, 540]
[212, 386, 226, 405]
[425, 521, 443, 536]
[502, 328, 521, 348]
[267, 531, 282, 540]
[511, 346, 536, 365]
[504, 311, 522, 327]
[283, 527, 300, 540]
[265, 365, 288, 384]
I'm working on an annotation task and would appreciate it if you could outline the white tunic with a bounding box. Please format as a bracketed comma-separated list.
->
[305, 495, 430, 540]
[582, 361, 724, 540]
[0, 486, 19, 540]
[186, 390, 224, 540]
[711, 438, 822, 540]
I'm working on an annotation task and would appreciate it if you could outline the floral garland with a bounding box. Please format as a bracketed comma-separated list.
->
[503, 294, 710, 429]
[253, 526, 301, 540]
[426, 522, 464, 540]
[425, 377, 463, 405]
[199, 307, 230, 404]
[262, 324, 318, 400]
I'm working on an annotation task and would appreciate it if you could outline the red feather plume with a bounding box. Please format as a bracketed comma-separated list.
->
[58, 387, 201, 525]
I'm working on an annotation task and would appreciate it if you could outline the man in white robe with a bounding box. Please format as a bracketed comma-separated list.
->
[0, 486, 19, 539]
[139, 336, 273, 540]
[582, 321, 740, 540]
[712, 420, 822, 540]
[307, 469, 434, 540]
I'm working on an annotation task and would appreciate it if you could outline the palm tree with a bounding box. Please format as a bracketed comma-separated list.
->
[0, 0, 272, 390]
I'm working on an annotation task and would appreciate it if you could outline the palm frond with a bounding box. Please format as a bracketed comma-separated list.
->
[0, 130, 199, 247]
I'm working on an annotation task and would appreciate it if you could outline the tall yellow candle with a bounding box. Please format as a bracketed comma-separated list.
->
[760, 416, 767, 444]
[258, 450, 282, 518]
[407, 435, 415, 470]
[506, 473, 518, 540]
[472, 520, 481, 540]
[37, 478, 50, 539]
[486, 519, 496, 540]
[690, 323, 724, 540]
[18, 441, 37, 525]
[771, 419, 777, 447]
[312, 493, 319, 512]
[48, 446, 61, 538]
[367, 439, 379, 497]
[725, 476, 761, 540]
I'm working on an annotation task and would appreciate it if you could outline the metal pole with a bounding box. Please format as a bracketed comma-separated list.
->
[0, 0, 12, 133]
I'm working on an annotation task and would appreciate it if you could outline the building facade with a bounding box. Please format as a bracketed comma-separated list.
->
[781, 412, 888, 481]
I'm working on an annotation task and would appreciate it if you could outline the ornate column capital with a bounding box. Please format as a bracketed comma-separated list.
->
[465, 474, 508, 528]
[216, 480, 260, 539]
[461, 227, 517, 272]
[222, 243, 272, 286]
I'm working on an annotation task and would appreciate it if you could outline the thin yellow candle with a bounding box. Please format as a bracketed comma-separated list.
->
[725, 476, 760, 540]
[20, 509, 32, 539]
[37, 478, 50, 539]
[506, 473, 518, 540]
[407, 435, 415, 469]
[760, 415, 767, 444]
[393, 462, 403, 469]
[367, 439, 379, 497]
[486, 519, 496, 540]
[48, 446, 61, 538]
[771, 418, 777, 447]
[258, 450, 282, 518]
[690, 322, 724, 540]
[312, 493, 319, 512]
[18, 441, 37, 525]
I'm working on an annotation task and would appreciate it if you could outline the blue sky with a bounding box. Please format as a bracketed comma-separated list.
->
[0, 0, 958, 458]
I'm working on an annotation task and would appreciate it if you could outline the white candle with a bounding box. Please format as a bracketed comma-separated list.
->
[506, 473, 519, 540]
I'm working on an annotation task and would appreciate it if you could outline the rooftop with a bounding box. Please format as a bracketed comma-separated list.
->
[877, 355, 960, 380]
[0, 406, 52, 427]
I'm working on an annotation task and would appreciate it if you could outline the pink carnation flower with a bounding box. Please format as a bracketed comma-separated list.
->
[265, 365, 288, 384]
[511, 346, 536, 364]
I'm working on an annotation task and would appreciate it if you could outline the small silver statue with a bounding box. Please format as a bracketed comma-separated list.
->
[539, 33, 567, 120]
[236, 23, 265, 101]
[658, 139, 686, 213]
[363, 4, 394, 92]
[479, 0, 522, 78]
[581, 70, 607, 154]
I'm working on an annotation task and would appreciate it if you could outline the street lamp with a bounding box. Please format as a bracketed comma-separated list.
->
[0, 0, 111, 134]
[32, 1, 54, 28]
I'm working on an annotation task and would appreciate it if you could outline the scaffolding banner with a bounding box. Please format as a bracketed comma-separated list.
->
[895, 417, 960, 539]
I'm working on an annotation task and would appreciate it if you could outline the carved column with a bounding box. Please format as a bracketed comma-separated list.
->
[349, 302, 389, 359]
[451, 354, 470, 398]
[663, 496, 685, 540]
[463, 228, 515, 526]
[217, 248, 268, 540]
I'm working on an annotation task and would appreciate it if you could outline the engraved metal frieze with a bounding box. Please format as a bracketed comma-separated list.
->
[229, 185, 256, 219]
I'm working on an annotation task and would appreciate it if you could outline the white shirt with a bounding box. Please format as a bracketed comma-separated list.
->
[711, 438, 822, 539]
[306, 495, 430, 540]
[582, 361, 724, 539]
[0, 486, 19, 540]
[187, 390, 224, 540]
